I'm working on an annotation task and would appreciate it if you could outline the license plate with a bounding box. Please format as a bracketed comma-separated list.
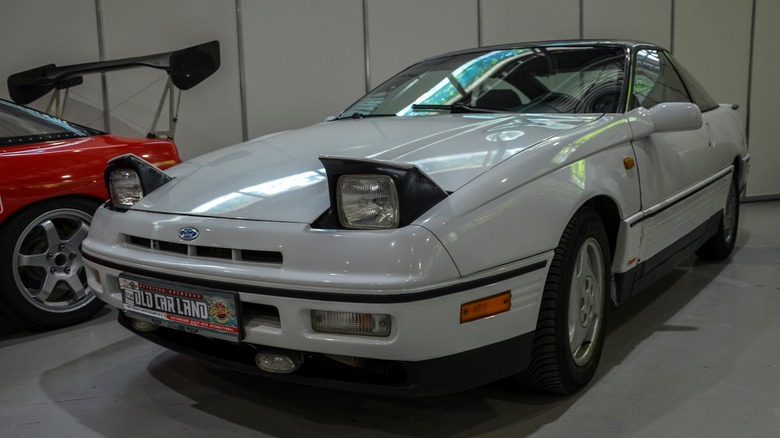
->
[119, 273, 241, 342]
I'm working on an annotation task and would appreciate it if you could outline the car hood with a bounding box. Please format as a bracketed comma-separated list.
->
[135, 114, 600, 222]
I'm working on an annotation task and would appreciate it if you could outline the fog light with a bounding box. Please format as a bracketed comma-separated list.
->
[311, 310, 391, 337]
[131, 318, 159, 332]
[255, 349, 303, 373]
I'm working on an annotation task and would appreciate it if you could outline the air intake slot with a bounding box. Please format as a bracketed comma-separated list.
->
[124, 235, 283, 266]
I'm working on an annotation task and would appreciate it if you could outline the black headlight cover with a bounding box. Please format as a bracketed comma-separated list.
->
[314, 156, 448, 229]
[103, 154, 173, 210]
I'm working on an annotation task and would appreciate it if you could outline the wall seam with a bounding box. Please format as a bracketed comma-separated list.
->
[746, 0, 756, 143]
[477, 0, 483, 47]
[670, 0, 675, 52]
[236, 0, 249, 141]
[579, 0, 584, 39]
[363, 0, 371, 92]
[95, 0, 111, 132]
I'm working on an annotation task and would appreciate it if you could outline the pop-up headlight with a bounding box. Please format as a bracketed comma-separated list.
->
[108, 169, 144, 208]
[104, 154, 173, 210]
[316, 157, 448, 230]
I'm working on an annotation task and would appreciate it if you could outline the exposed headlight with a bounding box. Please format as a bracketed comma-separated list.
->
[311, 310, 391, 337]
[337, 175, 399, 229]
[316, 157, 448, 230]
[104, 154, 173, 210]
[108, 169, 143, 208]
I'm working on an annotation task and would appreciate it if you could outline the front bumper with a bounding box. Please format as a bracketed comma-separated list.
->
[84, 251, 550, 395]
[83, 206, 552, 394]
[85, 250, 549, 362]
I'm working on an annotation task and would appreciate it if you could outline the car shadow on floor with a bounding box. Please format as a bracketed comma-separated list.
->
[0, 306, 112, 342]
[136, 248, 736, 437]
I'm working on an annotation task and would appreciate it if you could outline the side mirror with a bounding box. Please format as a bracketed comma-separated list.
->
[650, 102, 702, 132]
[627, 102, 703, 140]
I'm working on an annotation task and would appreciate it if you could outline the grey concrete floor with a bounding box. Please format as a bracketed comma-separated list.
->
[1, 201, 779, 438]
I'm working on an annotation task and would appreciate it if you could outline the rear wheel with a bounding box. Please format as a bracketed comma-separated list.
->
[518, 206, 610, 394]
[0, 198, 105, 329]
[696, 176, 739, 260]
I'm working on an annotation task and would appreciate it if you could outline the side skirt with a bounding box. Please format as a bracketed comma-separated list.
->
[614, 211, 722, 306]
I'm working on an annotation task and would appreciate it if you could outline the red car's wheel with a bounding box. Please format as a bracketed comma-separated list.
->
[0, 197, 105, 329]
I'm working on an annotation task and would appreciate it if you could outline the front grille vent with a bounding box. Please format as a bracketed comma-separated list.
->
[125, 235, 283, 265]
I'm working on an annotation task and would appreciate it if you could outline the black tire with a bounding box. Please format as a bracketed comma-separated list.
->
[518, 206, 610, 394]
[0, 197, 105, 330]
[696, 176, 739, 260]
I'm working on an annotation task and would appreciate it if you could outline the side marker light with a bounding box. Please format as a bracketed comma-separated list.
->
[460, 291, 511, 323]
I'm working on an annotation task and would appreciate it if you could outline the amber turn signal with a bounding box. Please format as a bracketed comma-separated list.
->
[460, 291, 511, 323]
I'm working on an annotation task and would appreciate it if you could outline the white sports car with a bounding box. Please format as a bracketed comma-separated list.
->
[82, 40, 749, 396]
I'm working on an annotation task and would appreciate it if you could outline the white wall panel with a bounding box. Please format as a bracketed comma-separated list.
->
[100, 0, 243, 160]
[480, 0, 579, 46]
[242, 0, 365, 140]
[674, 0, 751, 125]
[583, 0, 672, 49]
[0, 0, 105, 130]
[746, 0, 780, 197]
[1, 0, 778, 196]
[367, 0, 478, 88]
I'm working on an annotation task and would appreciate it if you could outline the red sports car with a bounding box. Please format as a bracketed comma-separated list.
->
[0, 98, 180, 329]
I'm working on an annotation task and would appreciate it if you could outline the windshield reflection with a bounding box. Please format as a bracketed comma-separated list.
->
[342, 45, 627, 118]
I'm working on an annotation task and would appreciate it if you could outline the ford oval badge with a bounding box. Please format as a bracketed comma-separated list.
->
[178, 227, 199, 241]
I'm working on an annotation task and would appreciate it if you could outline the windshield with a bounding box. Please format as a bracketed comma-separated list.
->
[341, 45, 627, 118]
[0, 99, 93, 146]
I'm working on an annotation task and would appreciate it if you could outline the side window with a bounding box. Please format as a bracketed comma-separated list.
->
[632, 49, 690, 109]
[670, 56, 720, 111]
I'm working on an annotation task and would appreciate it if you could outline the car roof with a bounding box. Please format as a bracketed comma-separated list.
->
[434, 39, 663, 59]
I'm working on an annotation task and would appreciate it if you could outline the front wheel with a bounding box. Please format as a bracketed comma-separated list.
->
[518, 206, 610, 394]
[0, 198, 105, 329]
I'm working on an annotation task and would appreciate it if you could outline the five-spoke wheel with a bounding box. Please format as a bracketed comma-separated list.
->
[0, 198, 104, 329]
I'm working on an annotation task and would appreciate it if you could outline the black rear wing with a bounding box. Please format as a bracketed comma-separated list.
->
[7, 41, 219, 139]
[8, 40, 220, 104]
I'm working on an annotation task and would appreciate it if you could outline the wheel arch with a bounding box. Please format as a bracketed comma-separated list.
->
[0, 194, 105, 228]
[732, 155, 747, 196]
[581, 195, 621, 263]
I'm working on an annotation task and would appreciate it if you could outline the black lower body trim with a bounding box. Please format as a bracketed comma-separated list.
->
[118, 312, 534, 397]
[615, 211, 721, 305]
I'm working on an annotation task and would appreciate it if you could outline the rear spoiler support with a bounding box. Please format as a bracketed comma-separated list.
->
[147, 76, 182, 139]
[45, 88, 70, 118]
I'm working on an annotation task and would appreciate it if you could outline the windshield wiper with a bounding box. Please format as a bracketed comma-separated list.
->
[411, 103, 508, 114]
[335, 112, 397, 120]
